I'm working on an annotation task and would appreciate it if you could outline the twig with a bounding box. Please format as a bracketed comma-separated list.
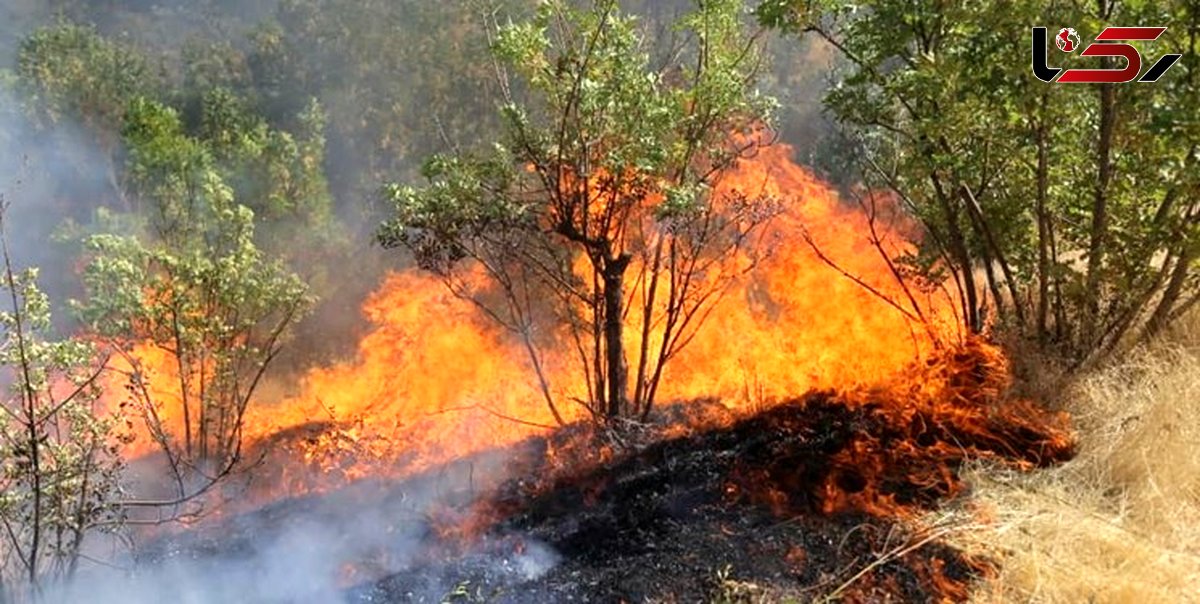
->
[430, 403, 557, 431]
[819, 525, 967, 602]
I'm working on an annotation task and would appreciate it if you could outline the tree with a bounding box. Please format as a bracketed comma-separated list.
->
[15, 23, 160, 211]
[0, 203, 125, 602]
[758, 0, 1199, 363]
[191, 88, 339, 254]
[243, 0, 513, 212]
[378, 0, 779, 422]
[74, 98, 311, 502]
[11, 17, 347, 367]
[13, 23, 338, 255]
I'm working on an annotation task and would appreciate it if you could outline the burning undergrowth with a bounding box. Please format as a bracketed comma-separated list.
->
[74, 143, 1077, 603]
[102, 341, 1073, 603]
[388, 340, 1073, 602]
[104, 142, 969, 505]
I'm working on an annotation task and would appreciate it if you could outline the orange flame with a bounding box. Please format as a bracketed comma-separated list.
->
[244, 142, 956, 492]
[109, 141, 964, 502]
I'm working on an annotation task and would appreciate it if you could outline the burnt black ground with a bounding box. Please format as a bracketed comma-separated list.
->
[348, 392, 1068, 602]
[138, 391, 1071, 604]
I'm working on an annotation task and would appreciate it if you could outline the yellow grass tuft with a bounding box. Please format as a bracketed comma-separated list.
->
[949, 312, 1200, 603]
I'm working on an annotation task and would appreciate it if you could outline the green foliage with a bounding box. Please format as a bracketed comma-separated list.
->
[0, 231, 125, 597]
[0, 0, 826, 423]
[121, 97, 232, 238]
[11, 0, 830, 209]
[242, 0, 512, 203]
[380, 151, 523, 270]
[7, 10, 351, 367]
[380, 0, 778, 420]
[16, 23, 158, 138]
[76, 204, 310, 467]
[760, 0, 1200, 360]
[11, 20, 338, 247]
[120, 92, 336, 242]
[383, 0, 774, 261]
[75, 97, 313, 468]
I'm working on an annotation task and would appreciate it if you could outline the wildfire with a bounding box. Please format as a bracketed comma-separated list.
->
[112, 141, 971, 502]
[659, 144, 958, 404]
[91, 141, 1077, 602]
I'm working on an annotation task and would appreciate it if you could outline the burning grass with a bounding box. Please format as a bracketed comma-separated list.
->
[97, 142, 1087, 602]
[946, 312, 1200, 603]
[122, 340, 1076, 603]
[348, 342, 1074, 602]
[106, 141, 966, 510]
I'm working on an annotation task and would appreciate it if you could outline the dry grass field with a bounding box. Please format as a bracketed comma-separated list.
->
[949, 312, 1200, 603]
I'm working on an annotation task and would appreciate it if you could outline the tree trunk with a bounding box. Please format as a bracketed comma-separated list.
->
[633, 239, 665, 417]
[1085, 12, 1116, 338]
[1035, 100, 1052, 342]
[961, 186, 1026, 330]
[930, 173, 981, 332]
[1143, 244, 1195, 341]
[603, 254, 631, 419]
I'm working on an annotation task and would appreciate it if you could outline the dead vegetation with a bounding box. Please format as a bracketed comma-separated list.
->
[947, 312, 1200, 603]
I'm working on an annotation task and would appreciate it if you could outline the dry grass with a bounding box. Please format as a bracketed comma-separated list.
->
[946, 313, 1200, 603]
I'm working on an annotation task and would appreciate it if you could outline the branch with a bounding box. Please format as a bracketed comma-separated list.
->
[799, 226, 922, 325]
[430, 403, 557, 431]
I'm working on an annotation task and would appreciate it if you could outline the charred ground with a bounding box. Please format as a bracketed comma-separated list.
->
[142, 347, 1073, 603]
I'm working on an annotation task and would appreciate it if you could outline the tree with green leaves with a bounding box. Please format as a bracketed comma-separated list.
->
[378, 0, 779, 422]
[13, 23, 338, 254]
[16, 23, 160, 212]
[244, 0, 512, 206]
[74, 98, 311, 496]
[758, 0, 1199, 363]
[0, 203, 125, 602]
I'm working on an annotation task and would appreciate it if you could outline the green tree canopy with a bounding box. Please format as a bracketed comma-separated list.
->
[759, 0, 1199, 362]
[74, 97, 312, 478]
[379, 0, 779, 421]
[0, 208, 124, 598]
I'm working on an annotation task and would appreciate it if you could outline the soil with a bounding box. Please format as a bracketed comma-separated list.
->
[145, 390, 1072, 603]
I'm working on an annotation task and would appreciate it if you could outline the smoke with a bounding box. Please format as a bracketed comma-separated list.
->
[0, 93, 126, 339]
[0, 1, 838, 601]
[0, 1, 51, 62]
[49, 452, 560, 603]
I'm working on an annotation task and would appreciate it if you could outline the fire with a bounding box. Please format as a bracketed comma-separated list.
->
[90, 141, 1075, 602]
[243, 269, 563, 485]
[111, 141, 966, 502]
[100, 342, 189, 460]
[656, 144, 957, 405]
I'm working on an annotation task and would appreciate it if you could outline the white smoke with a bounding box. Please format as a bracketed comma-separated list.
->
[46, 452, 560, 603]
